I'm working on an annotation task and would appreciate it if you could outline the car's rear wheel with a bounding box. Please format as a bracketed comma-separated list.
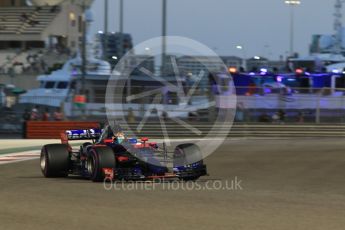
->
[41, 144, 70, 177]
[87, 146, 116, 182]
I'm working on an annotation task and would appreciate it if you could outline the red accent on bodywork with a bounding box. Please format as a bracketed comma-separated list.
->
[149, 142, 157, 148]
[103, 139, 113, 144]
[117, 156, 129, 162]
[60, 132, 72, 151]
[103, 168, 114, 181]
[141, 137, 149, 142]
[60, 132, 68, 144]
[80, 156, 87, 161]
[146, 173, 177, 179]
[93, 144, 106, 147]
[134, 143, 151, 149]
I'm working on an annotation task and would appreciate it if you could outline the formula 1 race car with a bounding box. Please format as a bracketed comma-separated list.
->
[40, 125, 207, 182]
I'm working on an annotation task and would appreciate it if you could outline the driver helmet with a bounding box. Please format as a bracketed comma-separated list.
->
[114, 131, 125, 144]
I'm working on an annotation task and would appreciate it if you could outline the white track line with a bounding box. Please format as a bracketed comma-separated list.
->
[0, 150, 40, 165]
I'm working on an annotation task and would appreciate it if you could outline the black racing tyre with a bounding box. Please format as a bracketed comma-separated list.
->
[173, 143, 203, 167]
[174, 144, 204, 181]
[41, 144, 70, 178]
[87, 146, 116, 182]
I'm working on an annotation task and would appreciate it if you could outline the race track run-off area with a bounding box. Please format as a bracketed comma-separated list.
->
[1, 138, 345, 230]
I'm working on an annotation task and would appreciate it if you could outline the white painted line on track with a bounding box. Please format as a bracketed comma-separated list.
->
[0, 150, 40, 165]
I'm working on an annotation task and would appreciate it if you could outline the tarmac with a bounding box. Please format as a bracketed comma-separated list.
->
[0, 138, 345, 230]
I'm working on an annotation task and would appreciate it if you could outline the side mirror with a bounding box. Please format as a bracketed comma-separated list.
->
[141, 137, 149, 142]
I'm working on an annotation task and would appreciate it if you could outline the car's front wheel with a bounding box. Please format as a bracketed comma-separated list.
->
[173, 143, 204, 181]
[87, 146, 116, 182]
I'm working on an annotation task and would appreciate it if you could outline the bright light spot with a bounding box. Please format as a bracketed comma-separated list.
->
[229, 67, 237, 74]
[249, 72, 256, 76]
[112, 56, 118, 60]
[295, 68, 303, 74]
[98, 30, 103, 34]
[236, 45, 243, 49]
[260, 68, 268, 73]
[254, 56, 260, 60]
[145, 47, 150, 51]
[285, 0, 301, 5]
[332, 69, 340, 74]
[69, 12, 76, 21]
[72, 69, 78, 75]
[276, 76, 283, 82]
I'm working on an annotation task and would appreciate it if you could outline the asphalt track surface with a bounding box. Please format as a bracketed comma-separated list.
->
[1, 138, 345, 230]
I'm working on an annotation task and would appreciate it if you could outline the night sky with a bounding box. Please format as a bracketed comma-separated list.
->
[90, 0, 336, 59]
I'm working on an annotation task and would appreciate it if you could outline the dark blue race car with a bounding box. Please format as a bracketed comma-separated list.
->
[40, 125, 207, 182]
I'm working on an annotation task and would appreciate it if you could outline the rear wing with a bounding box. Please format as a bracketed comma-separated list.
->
[62, 129, 103, 141]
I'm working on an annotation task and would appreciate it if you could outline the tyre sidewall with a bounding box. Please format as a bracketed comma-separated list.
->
[88, 147, 115, 182]
[41, 144, 70, 177]
[173, 143, 203, 167]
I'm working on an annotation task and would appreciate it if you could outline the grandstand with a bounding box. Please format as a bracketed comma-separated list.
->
[0, 6, 60, 36]
[0, 0, 94, 75]
[0, 1, 84, 50]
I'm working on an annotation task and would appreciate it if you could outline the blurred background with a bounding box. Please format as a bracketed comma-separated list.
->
[1, 0, 345, 137]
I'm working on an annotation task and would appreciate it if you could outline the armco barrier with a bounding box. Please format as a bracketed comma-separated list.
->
[26, 121, 100, 139]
